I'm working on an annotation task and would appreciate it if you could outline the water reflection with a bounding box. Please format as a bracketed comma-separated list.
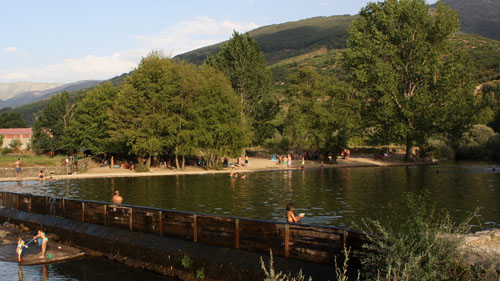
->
[1, 162, 499, 229]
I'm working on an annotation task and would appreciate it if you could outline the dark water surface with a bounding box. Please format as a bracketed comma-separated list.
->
[0, 257, 176, 281]
[1, 161, 499, 280]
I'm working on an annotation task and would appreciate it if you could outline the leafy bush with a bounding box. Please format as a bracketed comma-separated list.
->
[359, 195, 497, 281]
[456, 125, 495, 159]
[426, 138, 455, 160]
[486, 134, 500, 160]
[1, 147, 13, 155]
[134, 162, 150, 173]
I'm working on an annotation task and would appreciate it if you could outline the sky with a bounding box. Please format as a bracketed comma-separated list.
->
[0, 0, 438, 83]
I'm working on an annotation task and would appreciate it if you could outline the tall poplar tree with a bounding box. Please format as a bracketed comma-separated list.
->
[344, 0, 478, 160]
[63, 82, 120, 153]
[206, 31, 278, 144]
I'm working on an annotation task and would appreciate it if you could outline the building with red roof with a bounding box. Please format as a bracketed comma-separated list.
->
[0, 128, 33, 150]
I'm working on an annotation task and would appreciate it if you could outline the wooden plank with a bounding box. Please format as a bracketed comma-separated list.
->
[81, 202, 85, 222]
[235, 218, 240, 249]
[193, 214, 198, 242]
[131, 207, 160, 235]
[107, 205, 132, 230]
[104, 205, 107, 226]
[285, 224, 290, 257]
[196, 215, 235, 248]
[17, 194, 32, 212]
[63, 199, 83, 221]
[288, 224, 346, 263]
[82, 201, 106, 225]
[31, 195, 47, 215]
[129, 208, 133, 231]
[162, 211, 194, 240]
[239, 219, 286, 256]
[159, 211, 163, 236]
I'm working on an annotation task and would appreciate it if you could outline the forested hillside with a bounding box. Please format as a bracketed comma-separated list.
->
[434, 0, 500, 41]
[175, 15, 354, 65]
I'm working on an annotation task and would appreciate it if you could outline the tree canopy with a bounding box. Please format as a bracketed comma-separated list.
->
[0, 112, 27, 128]
[344, 0, 478, 159]
[206, 31, 279, 144]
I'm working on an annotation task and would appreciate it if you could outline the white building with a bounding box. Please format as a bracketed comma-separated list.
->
[0, 128, 33, 150]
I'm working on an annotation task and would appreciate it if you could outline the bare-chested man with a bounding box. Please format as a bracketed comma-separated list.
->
[14, 158, 21, 179]
[112, 190, 123, 204]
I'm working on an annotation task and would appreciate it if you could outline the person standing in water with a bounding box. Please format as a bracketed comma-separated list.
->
[286, 203, 304, 223]
[112, 190, 123, 204]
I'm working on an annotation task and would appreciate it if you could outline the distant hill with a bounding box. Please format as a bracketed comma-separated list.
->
[0, 82, 62, 101]
[0, 80, 101, 109]
[434, 0, 500, 41]
[175, 15, 354, 65]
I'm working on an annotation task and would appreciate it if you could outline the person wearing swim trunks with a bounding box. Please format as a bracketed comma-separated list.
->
[33, 229, 48, 258]
[14, 158, 22, 178]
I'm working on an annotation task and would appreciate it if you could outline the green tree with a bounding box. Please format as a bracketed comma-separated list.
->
[206, 31, 278, 144]
[0, 112, 27, 128]
[344, 0, 478, 160]
[282, 67, 359, 159]
[196, 65, 248, 168]
[109, 51, 176, 166]
[63, 82, 121, 153]
[32, 92, 76, 154]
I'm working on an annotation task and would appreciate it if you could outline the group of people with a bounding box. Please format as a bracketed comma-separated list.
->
[16, 229, 49, 263]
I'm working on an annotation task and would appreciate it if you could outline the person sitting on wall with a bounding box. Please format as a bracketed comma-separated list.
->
[286, 203, 305, 223]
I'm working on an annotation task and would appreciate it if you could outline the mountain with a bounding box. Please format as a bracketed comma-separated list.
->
[0, 80, 101, 109]
[175, 15, 354, 65]
[0, 82, 62, 101]
[434, 0, 500, 41]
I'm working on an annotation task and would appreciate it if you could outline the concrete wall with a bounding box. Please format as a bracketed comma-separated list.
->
[0, 208, 338, 281]
[0, 166, 67, 178]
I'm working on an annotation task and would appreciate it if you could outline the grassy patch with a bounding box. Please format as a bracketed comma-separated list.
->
[0, 154, 66, 168]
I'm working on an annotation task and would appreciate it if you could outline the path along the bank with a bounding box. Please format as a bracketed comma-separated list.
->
[0, 155, 427, 182]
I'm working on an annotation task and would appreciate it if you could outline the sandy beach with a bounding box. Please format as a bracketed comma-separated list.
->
[0, 155, 427, 182]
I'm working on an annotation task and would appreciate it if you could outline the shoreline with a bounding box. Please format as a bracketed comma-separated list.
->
[0, 155, 433, 182]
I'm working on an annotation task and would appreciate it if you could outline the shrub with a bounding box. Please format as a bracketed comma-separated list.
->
[134, 162, 150, 173]
[359, 195, 497, 281]
[456, 125, 495, 159]
[486, 134, 500, 160]
[1, 147, 13, 155]
[261, 250, 311, 281]
[426, 138, 455, 160]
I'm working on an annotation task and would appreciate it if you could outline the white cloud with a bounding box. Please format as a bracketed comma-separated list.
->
[3, 46, 26, 56]
[134, 16, 259, 56]
[0, 17, 259, 83]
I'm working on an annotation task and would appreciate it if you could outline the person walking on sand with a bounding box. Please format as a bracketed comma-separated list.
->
[112, 190, 123, 204]
[14, 158, 22, 179]
[33, 229, 48, 258]
[286, 203, 304, 223]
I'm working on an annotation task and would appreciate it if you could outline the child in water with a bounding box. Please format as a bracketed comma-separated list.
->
[16, 236, 27, 262]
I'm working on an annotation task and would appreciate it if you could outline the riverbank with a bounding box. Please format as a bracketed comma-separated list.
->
[0, 155, 434, 182]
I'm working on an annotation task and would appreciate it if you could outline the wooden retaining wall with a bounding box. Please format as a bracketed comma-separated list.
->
[0, 191, 364, 264]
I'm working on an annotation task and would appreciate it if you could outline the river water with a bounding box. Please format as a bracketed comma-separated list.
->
[0, 161, 499, 279]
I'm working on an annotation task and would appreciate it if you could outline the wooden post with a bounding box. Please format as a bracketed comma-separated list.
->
[81, 202, 85, 222]
[62, 198, 66, 218]
[159, 211, 163, 236]
[129, 208, 133, 231]
[343, 229, 348, 244]
[235, 218, 240, 249]
[193, 215, 198, 242]
[16, 194, 19, 210]
[284, 224, 290, 257]
[103, 204, 107, 226]
[45, 196, 48, 214]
